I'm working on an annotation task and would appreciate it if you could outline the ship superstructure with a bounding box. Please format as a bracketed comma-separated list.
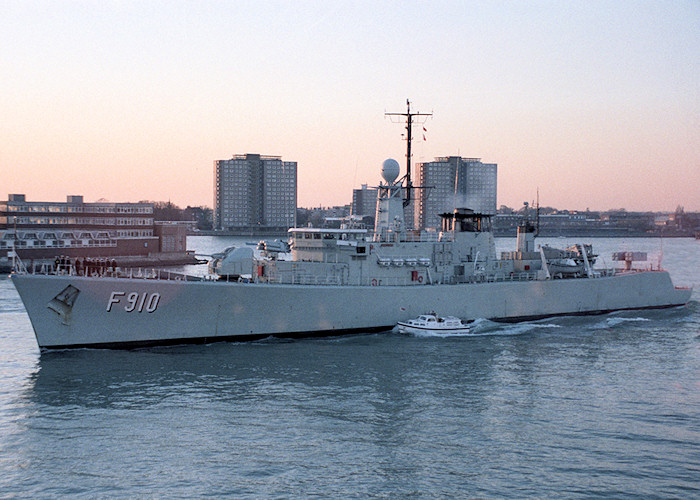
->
[214, 159, 595, 287]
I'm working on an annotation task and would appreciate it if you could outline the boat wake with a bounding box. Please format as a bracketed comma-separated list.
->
[473, 319, 562, 337]
[604, 316, 651, 326]
[587, 315, 652, 330]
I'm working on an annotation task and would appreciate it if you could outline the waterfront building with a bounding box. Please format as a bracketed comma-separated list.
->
[415, 157, 497, 230]
[214, 154, 297, 230]
[0, 194, 158, 260]
[0, 194, 196, 271]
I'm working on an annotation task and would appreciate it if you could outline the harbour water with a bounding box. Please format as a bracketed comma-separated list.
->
[1, 237, 698, 498]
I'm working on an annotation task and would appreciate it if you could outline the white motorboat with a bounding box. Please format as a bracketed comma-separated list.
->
[397, 313, 471, 335]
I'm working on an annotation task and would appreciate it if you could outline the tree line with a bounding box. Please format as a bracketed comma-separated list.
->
[140, 201, 213, 230]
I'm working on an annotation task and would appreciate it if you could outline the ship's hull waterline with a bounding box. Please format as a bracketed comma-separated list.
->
[11, 271, 691, 350]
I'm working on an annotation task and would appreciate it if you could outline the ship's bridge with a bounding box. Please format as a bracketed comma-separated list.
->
[289, 227, 369, 262]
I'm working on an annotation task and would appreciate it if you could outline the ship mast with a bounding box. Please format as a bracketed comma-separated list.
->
[385, 100, 432, 207]
[536, 188, 540, 237]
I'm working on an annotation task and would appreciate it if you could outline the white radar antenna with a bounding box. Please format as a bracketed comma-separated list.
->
[381, 158, 400, 185]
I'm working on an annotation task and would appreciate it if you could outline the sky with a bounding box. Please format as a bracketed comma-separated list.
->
[1, 1, 698, 212]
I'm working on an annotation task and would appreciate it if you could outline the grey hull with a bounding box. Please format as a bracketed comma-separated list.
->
[11, 271, 691, 349]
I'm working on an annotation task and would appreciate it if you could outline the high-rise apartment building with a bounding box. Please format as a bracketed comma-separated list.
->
[351, 184, 378, 217]
[214, 154, 297, 230]
[415, 157, 497, 230]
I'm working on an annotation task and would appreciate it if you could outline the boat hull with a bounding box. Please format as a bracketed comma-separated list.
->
[396, 324, 471, 335]
[11, 271, 692, 349]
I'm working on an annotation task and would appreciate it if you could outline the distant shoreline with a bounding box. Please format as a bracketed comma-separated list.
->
[189, 229, 289, 238]
[189, 230, 696, 239]
[494, 230, 695, 238]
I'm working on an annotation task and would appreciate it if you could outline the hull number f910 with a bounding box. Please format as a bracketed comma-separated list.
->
[107, 292, 160, 313]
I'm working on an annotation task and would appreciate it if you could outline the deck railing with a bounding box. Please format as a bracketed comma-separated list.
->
[11, 259, 636, 286]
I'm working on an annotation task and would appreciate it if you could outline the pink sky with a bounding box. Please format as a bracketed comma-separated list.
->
[2, 1, 698, 212]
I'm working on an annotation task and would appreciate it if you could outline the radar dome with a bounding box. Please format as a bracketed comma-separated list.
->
[381, 159, 400, 184]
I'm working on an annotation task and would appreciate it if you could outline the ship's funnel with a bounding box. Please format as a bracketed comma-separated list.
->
[381, 159, 400, 185]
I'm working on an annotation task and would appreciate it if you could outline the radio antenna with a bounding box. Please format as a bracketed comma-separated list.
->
[385, 99, 432, 207]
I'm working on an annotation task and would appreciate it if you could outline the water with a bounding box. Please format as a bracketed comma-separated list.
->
[1, 237, 699, 498]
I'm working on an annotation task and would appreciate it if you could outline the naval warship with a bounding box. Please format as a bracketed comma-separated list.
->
[10, 106, 692, 349]
[10, 154, 692, 350]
